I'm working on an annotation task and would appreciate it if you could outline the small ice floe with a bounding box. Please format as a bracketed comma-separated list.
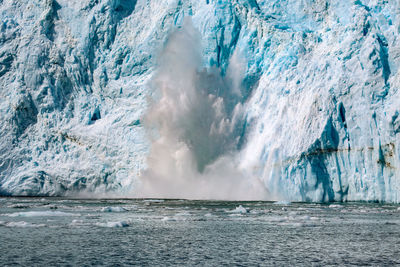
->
[1, 221, 46, 228]
[204, 213, 213, 217]
[328, 204, 343, 208]
[6, 211, 80, 217]
[228, 213, 243, 217]
[397, 207, 400, 211]
[100, 207, 127, 213]
[96, 221, 129, 228]
[161, 216, 176, 221]
[228, 205, 249, 214]
[69, 219, 85, 226]
[277, 221, 305, 227]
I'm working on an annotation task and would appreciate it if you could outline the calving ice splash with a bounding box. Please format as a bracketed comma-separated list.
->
[134, 19, 269, 200]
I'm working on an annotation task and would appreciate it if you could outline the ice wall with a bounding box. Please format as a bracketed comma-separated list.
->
[0, 0, 399, 202]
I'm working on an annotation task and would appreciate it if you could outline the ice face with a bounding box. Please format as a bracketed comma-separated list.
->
[0, 0, 399, 202]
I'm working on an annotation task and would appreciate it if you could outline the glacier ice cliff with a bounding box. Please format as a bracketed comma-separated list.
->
[0, 0, 400, 202]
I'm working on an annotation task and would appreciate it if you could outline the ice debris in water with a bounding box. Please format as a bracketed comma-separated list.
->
[0, 221, 46, 228]
[6, 211, 80, 217]
[161, 217, 174, 222]
[229, 205, 249, 214]
[101, 207, 127, 213]
[70, 219, 85, 226]
[96, 221, 129, 228]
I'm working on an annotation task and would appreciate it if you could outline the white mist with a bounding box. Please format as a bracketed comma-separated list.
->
[134, 18, 269, 200]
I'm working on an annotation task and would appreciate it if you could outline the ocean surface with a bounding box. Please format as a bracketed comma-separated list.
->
[0, 198, 399, 266]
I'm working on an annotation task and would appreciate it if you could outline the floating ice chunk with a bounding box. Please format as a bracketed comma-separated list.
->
[70, 219, 86, 226]
[96, 221, 129, 228]
[228, 213, 243, 217]
[228, 205, 249, 214]
[161, 216, 175, 221]
[6, 211, 80, 217]
[2, 221, 46, 227]
[278, 222, 304, 227]
[328, 204, 343, 208]
[101, 207, 127, 212]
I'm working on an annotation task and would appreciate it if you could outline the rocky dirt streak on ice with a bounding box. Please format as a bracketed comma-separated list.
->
[0, 0, 399, 202]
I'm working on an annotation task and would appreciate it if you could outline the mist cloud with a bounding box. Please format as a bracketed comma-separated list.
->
[134, 18, 269, 200]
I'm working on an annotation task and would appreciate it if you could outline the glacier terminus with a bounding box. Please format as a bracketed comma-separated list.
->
[1, 0, 400, 202]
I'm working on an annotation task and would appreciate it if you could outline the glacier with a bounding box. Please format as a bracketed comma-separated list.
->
[0, 0, 400, 202]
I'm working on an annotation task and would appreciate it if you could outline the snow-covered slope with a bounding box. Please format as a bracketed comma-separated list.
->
[0, 0, 399, 202]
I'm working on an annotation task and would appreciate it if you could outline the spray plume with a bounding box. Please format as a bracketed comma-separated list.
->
[134, 18, 269, 200]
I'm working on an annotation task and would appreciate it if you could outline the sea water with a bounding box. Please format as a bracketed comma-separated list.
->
[0, 198, 399, 266]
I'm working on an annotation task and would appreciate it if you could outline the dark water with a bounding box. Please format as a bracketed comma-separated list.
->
[0, 198, 399, 266]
